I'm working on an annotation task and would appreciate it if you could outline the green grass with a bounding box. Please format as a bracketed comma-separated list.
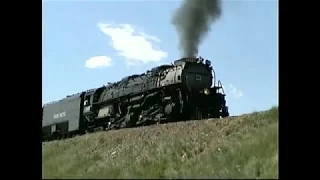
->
[42, 106, 278, 179]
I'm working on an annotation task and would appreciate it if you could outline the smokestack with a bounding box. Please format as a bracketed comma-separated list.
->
[172, 0, 222, 57]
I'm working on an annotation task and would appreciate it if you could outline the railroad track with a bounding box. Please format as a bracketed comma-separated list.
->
[42, 115, 239, 144]
[207, 115, 238, 120]
[228, 116, 239, 118]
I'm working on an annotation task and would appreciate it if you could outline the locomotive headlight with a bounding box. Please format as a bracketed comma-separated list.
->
[204, 88, 210, 95]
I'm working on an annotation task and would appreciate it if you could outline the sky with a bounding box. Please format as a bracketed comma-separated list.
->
[42, 0, 278, 116]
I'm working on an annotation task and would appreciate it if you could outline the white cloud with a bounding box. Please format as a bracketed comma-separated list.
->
[85, 56, 112, 69]
[227, 84, 244, 98]
[97, 23, 168, 65]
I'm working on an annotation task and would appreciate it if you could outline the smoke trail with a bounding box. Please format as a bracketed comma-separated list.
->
[172, 0, 222, 57]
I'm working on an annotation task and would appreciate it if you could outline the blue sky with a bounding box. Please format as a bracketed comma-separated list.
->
[42, 0, 278, 116]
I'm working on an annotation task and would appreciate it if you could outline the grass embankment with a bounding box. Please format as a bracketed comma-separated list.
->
[42, 106, 278, 179]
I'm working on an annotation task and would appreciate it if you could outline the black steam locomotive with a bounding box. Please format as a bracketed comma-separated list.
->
[42, 57, 229, 141]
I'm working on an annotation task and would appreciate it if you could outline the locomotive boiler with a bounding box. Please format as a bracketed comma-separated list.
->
[42, 57, 229, 141]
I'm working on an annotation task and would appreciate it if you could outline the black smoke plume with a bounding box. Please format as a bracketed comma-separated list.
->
[172, 0, 222, 57]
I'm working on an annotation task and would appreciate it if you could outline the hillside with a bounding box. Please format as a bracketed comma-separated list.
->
[42, 106, 278, 179]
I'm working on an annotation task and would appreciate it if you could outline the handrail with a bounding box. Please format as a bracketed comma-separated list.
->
[218, 80, 226, 95]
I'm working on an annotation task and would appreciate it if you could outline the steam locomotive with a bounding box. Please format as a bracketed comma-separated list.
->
[42, 57, 229, 141]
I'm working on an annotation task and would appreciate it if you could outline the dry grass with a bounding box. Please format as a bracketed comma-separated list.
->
[42, 106, 278, 179]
